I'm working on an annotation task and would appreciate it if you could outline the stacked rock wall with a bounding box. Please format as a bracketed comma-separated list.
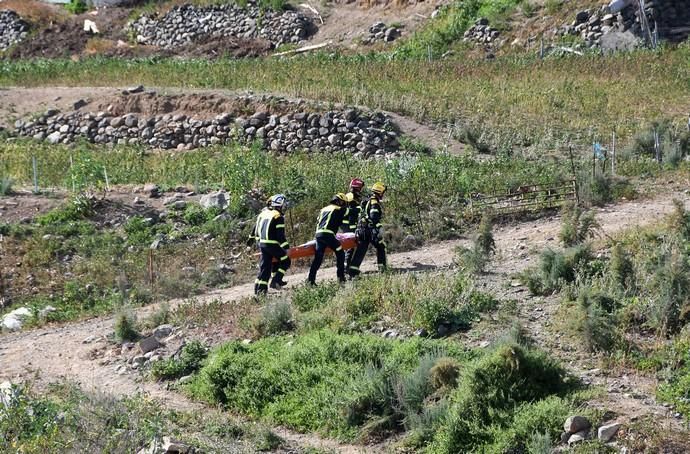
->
[15, 108, 402, 158]
[128, 3, 316, 48]
[0, 10, 29, 52]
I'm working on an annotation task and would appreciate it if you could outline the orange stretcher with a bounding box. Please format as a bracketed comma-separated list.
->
[257, 232, 358, 262]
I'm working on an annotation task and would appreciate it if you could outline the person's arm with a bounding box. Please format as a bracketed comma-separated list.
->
[274, 214, 289, 249]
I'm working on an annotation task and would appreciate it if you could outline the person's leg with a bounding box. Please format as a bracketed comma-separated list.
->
[375, 239, 387, 269]
[255, 247, 271, 295]
[270, 246, 290, 288]
[325, 235, 346, 282]
[348, 238, 370, 277]
[308, 237, 326, 284]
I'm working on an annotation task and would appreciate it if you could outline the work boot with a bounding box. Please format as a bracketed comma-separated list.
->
[270, 280, 287, 290]
[306, 279, 316, 286]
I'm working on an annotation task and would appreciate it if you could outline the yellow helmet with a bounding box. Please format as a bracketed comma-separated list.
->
[332, 192, 352, 204]
[372, 182, 386, 197]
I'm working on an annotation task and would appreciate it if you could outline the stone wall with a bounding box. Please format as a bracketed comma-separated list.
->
[15, 107, 403, 158]
[128, 3, 316, 48]
[0, 10, 29, 52]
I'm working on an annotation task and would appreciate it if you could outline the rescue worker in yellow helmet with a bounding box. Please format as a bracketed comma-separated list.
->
[348, 182, 387, 278]
[252, 194, 291, 295]
[307, 192, 352, 285]
[342, 178, 365, 270]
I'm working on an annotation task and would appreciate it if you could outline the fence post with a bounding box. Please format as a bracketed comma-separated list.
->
[32, 156, 38, 193]
[69, 155, 76, 192]
[611, 132, 616, 175]
[103, 166, 110, 192]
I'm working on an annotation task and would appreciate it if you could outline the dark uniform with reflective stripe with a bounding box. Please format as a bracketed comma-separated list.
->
[348, 195, 387, 277]
[253, 207, 290, 295]
[342, 192, 362, 269]
[308, 203, 347, 284]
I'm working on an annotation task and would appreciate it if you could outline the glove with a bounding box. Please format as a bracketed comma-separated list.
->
[246, 236, 257, 247]
[372, 227, 382, 243]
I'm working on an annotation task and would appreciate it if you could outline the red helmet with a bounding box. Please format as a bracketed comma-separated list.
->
[349, 178, 365, 193]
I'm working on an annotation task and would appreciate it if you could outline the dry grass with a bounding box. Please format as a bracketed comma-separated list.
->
[0, 0, 65, 24]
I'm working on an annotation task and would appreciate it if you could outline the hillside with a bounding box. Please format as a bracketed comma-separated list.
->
[1, 0, 690, 453]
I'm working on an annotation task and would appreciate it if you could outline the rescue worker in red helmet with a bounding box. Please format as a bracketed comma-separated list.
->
[348, 182, 387, 278]
[252, 194, 291, 295]
[307, 192, 352, 285]
[342, 178, 365, 269]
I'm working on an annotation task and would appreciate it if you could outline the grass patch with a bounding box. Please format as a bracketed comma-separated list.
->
[2, 47, 690, 150]
[188, 329, 584, 450]
[151, 340, 208, 380]
[0, 381, 259, 453]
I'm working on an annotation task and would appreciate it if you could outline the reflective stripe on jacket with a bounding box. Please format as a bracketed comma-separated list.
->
[253, 208, 289, 248]
[315, 204, 346, 235]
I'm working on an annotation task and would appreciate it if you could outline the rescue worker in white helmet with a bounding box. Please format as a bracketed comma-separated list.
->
[252, 194, 291, 295]
[307, 192, 352, 285]
[348, 182, 387, 278]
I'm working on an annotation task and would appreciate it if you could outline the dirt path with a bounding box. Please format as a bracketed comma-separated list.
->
[0, 86, 465, 154]
[1, 190, 688, 451]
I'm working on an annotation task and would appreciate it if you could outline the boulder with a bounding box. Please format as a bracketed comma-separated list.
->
[564, 415, 591, 434]
[568, 429, 589, 445]
[199, 191, 227, 210]
[153, 324, 173, 339]
[597, 422, 621, 442]
[138, 336, 161, 354]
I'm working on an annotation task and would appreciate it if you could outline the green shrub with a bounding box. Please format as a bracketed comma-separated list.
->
[190, 331, 470, 439]
[573, 287, 618, 352]
[0, 176, 12, 196]
[252, 427, 283, 451]
[667, 199, 690, 241]
[151, 340, 208, 380]
[609, 243, 635, 292]
[526, 431, 553, 454]
[292, 281, 340, 312]
[559, 203, 600, 246]
[114, 311, 139, 343]
[37, 196, 94, 225]
[523, 245, 594, 295]
[254, 300, 294, 336]
[648, 250, 690, 335]
[429, 342, 574, 452]
[429, 357, 461, 390]
[66, 0, 88, 15]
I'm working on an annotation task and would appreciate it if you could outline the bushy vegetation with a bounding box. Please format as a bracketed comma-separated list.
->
[455, 212, 496, 274]
[3, 46, 690, 151]
[151, 340, 208, 380]
[295, 271, 498, 335]
[0, 381, 262, 453]
[189, 329, 582, 450]
[114, 310, 140, 342]
[559, 203, 599, 246]
[521, 245, 595, 295]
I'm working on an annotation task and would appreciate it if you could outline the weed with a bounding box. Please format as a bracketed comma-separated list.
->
[151, 340, 208, 380]
[65, 0, 88, 15]
[667, 199, 690, 241]
[609, 243, 635, 292]
[573, 286, 618, 352]
[252, 427, 283, 451]
[559, 203, 600, 246]
[455, 213, 495, 274]
[526, 431, 553, 453]
[292, 281, 340, 312]
[429, 357, 461, 390]
[114, 311, 139, 343]
[254, 300, 294, 336]
[144, 303, 170, 329]
[0, 176, 13, 196]
[522, 245, 593, 295]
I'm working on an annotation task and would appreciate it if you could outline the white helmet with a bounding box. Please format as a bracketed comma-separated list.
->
[269, 194, 287, 211]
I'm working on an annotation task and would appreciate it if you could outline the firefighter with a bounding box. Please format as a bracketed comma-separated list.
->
[252, 194, 291, 295]
[342, 178, 365, 269]
[307, 192, 352, 285]
[348, 182, 387, 278]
